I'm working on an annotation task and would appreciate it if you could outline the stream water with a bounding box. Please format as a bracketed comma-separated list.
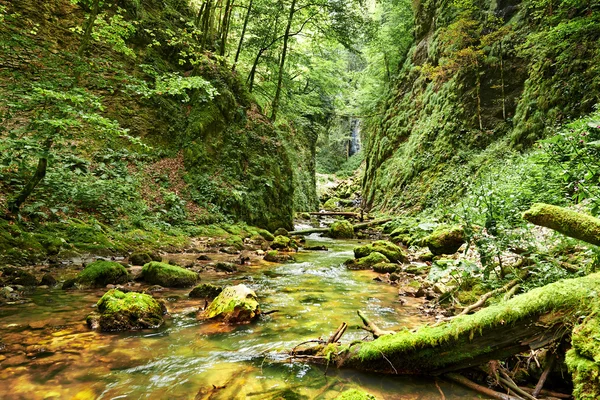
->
[0, 236, 480, 399]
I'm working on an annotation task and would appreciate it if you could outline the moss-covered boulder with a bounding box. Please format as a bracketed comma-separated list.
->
[141, 262, 199, 288]
[189, 284, 223, 299]
[0, 267, 38, 286]
[274, 228, 289, 237]
[329, 220, 354, 239]
[214, 262, 237, 273]
[345, 252, 390, 270]
[271, 235, 292, 249]
[75, 261, 129, 288]
[335, 389, 376, 400]
[129, 252, 161, 266]
[422, 226, 465, 255]
[354, 240, 407, 263]
[372, 263, 398, 274]
[323, 197, 341, 211]
[87, 289, 165, 332]
[202, 284, 260, 323]
[263, 250, 294, 263]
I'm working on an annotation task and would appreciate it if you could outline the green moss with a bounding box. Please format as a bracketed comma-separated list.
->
[329, 220, 354, 239]
[129, 252, 161, 266]
[349, 273, 600, 371]
[141, 262, 199, 288]
[189, 284, 223, 299]
[372, 263, 398, 274]
[346, 252, 390, 270]
[334, 389, 376, 400]
[271, 235, 292, 249]
[203, 284, 260, 323]
[323, 197, 341, 211]
[92, 289, 164, 332]
[76, 261, 129, 288]
[423, 226, 465, 256]
[0, 267, 38, 286]
[523, 203, 600, 246]
[354, 241, 407, 263]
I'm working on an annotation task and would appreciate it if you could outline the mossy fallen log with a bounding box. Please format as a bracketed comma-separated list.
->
[289, 218, 392, 236]
[302, 273, 600, 376]
[522, 203, 600, 246]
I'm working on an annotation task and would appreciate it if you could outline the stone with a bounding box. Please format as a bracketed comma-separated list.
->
[0, 267, 37, 286]
[189, 284, 223, 299]
[270, 235, 292, 250]
[141, 262, 199, 288]
[213, 262, 237, 273]
[40, 274, 57, 287]
[87, 289, 165, 332]
[354, 240, 407, 263]
[423, 226, 465, 255]
[129, 252, 162, 266]
[345, 252, 390, 270]
[273, 228, 289, 237]
[329, 220, 354, 239]
[372, 262, 398, 273]
[201, 284, 260, 323]
[75, 261, 129, 288]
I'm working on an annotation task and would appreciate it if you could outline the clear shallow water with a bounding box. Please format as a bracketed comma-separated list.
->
[0, 237, 480, 399]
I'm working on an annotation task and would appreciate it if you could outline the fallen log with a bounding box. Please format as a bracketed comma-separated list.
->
[459, 278, 521, 315]
[309, 212, 360, 218]
[301, 273, 600, 376]
[289, 218, 392, 236]
[522, 203, 600, 246]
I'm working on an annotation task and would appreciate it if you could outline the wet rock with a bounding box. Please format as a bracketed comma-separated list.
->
[144, 285, 164, 293]
[87, 289, 165, 332]
[271, 235, 292, 250]
[404, 263, 431, 275]
[303, 245, 329, 251]
[354, 241, 407, 263]
[213, 262, 237, 273]
[197, 255, 212, 261]
[273, 228, 289, 237]
[389, 272, 401, 282]
[74, 261, 129, 288]
[62, 278, 77, 290]
[201, 284, 260, 323]
[220, 247, 241, 255]
[264, 250, 294, 263]
[372, 262, 399, 273]
[329, 220, 354, 239]
[129, 252, 162, 266]
[189, 283, 223, 299]
[40, 274, 57, 287]
[141, 262, 199, 288]
[423, 226, 465, 255]
[0, 267, 38, 286]
[345, 252, 390, 270]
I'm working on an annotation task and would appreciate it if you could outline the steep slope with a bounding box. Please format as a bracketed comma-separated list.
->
[0, 0, 317, 236]
[363, 0, 600, 212]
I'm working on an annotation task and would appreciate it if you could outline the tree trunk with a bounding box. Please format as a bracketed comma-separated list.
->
[298, 273, 600, 376]
[522, 203, 600, 246]
[219, 0, 234, 58]
[8, 139, 53, 214]
[77, 0, 101, 58]
[232, 0, 253, 72]
[270, 0, 297, 121]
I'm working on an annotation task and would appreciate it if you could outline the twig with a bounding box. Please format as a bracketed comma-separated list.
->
[444, 373, 521, 400]
[533, 352, 556, 397]
[377, 349, 398, 375]
[499, 370, 536, 400]
[460, 278, 520, 315]
[435, 379, 446, 400]
[520, 387, 571, 399]
[357, 310, 394, 338]
[327, 322, 347, 344]
[290, 339, 324, 356]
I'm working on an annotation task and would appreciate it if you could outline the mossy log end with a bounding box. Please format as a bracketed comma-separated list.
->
[305, 273, 600, 376]
[523, 203, 600, 246]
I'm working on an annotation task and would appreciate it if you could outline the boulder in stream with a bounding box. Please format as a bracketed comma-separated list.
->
[329, 220, 354, 239]
[189, 283, 223, 299]
[129, 251, 161, 266]
[354, 240, 407, 263]
[74, 261, 129, 288]
[87, 289, 166, 332]
[201, 284, 260, 323]
[0, 267, 38, 286]
[270, 235, 292, 250]
[345, 252, 390, 270]
[141, 261, 199, 288]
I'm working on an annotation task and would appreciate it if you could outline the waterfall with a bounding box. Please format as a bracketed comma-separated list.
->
[349, 118, 361, 156]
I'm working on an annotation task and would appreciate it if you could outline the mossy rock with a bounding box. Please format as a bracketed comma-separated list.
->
[0, 267, 38, 286]
[567, 313, 600, 400]
[76, 261, 129, 288]
[129, 252, 161, 266]
[373, 263, 398, 274]
[354, 241, 407, 263]
[214, 262, 237, 273]
[335, 389, 376, 400]
[404, 264, 431, 276]
[323, 197, 341, 211]
[329, 220, 354, 239]
[273, 228, 289, 237]
[345, 252, 390, 270]
[189, 284, 223, 299]
[202, 284, 260, 323]
[256, 228, 275, 241]
[87, 289, 165, 332]
[264, 250, 294, 263]
[423, 226, 465, 256]
[141, 262, 199, 288]
[271, 235, 292, 250]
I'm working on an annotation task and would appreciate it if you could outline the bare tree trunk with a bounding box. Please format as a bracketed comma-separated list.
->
[219, 0, 234, 58]
[270, 0, 297, 121]
[232, 0, 253, 72]
[77, 0, 101, 57]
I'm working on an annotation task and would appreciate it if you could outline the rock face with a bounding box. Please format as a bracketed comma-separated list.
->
[75, 261, 129, 288]
[423, 226, 465, 255]
[202, 284, 260, 323]
[354, 241, 407, 263]
[329, 220, 354, 239]
[87, 289, 165, 332]
[141, 262, 199, 287]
